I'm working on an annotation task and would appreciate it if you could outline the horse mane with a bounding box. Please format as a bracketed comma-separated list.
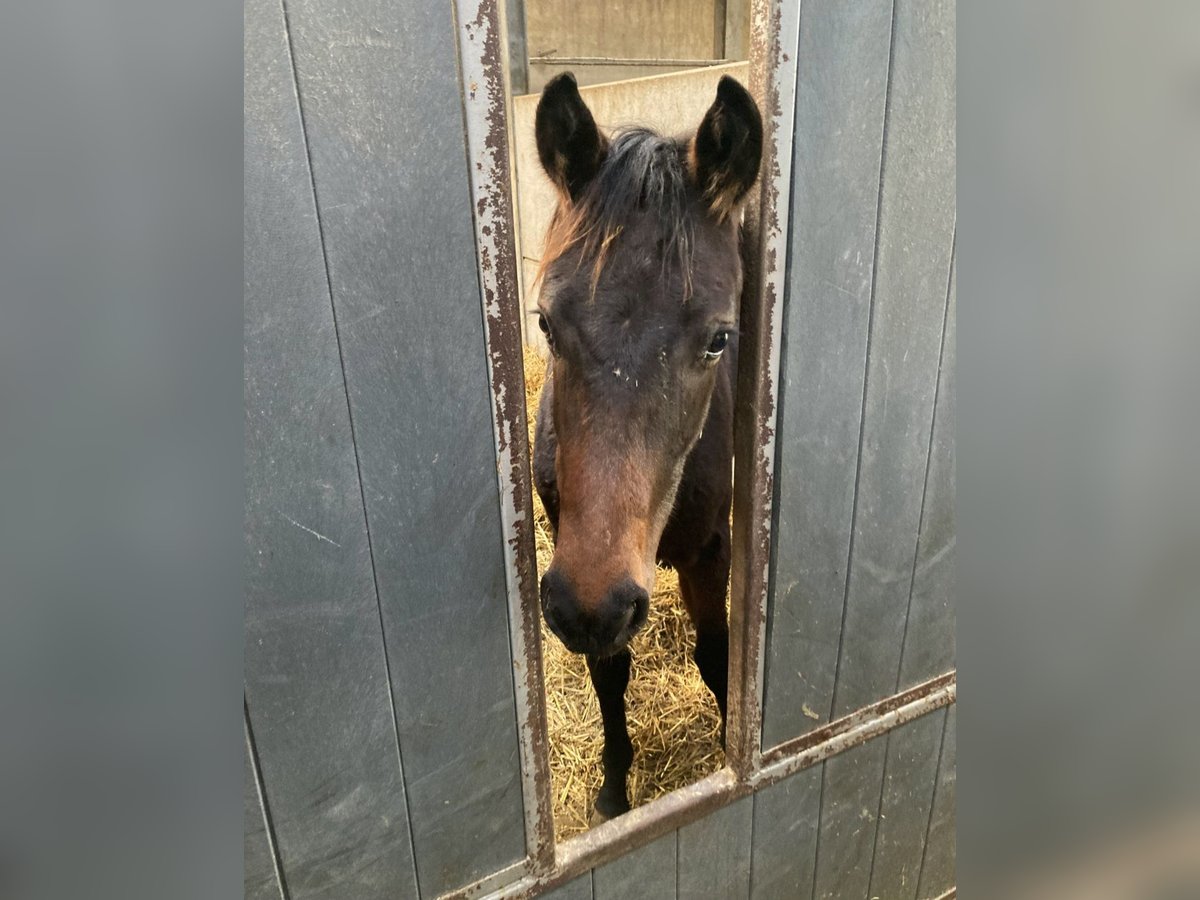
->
[536, 128, 696, 299]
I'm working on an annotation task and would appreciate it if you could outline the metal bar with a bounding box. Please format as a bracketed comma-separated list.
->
[454, 0, 555, 879]
[759, 671, 956, 764]
[931, 890, 957, 900]
[751, 682, 956, 789]
[528, 55, 734, 67]
[439, 674, 956, 899]
[448, 860, 533, 900]
[726, 0, 801, 779]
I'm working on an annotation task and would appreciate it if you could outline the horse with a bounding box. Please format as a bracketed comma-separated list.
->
[530, 72, 763, 821]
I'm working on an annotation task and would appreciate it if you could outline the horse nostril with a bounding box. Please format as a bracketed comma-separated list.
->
[541, 568, 583, 646]
[543, 600, 563, 632]
[604, 578, 649, 635]
[629, 586, 650, 631]
[541, 568, 567, 607]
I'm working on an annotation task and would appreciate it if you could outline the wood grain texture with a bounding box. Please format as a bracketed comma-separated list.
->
[244, 0, 418, 896]
[831, 0, 956, 719]
[760, 0, 894, 750]
[282, 0, 528, 893]
[749, 764, 821, 900]
[591, 829, 676, 900]
[677, 796, 753, 898]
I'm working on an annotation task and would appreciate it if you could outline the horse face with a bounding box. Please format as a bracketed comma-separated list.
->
[533, 74, 762, 656]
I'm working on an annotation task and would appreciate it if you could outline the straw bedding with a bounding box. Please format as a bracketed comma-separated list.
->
[523, 346, 725, 841]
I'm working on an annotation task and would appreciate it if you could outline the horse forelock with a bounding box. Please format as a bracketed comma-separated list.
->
[536, 128, 697, 299]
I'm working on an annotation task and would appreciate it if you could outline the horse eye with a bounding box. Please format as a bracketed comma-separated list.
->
[705, 330, 730, 359]
[537, 313, 558, 355]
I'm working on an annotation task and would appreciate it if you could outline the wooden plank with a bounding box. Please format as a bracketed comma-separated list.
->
[724, 0, 750, 61]
[677, 796, 753, 898]
[812, 740, 884, 900]
[283, 0, 528, 894]
[867, 707, 947, 899]
[916, 705, 956, 899]
[761, 0, 894, 749]
[523, 0, 717, 65]
[714, 0, 728, 58]
[811, 713, 942, 900]
[243, 0, 419, 896]
[538, 873, 593, 900]
[831, 0, 956, 719]
[592, 830, 676, 900]
[749, 764, 821, 899]
[244, 718, 284, 900]
[899, 254, 956, 688]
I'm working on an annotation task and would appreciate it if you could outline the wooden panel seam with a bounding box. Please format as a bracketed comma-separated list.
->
[913, 706, 952, 897]
[826, 0, 899, 727]
[893, 231, 956, 693]
[807, 2, 897, 888]
[274, 0, 423, 887]
[863, 232, 955, 899]
[245, 700, 290, 900]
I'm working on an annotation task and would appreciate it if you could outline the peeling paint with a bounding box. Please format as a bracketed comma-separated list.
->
[453, 0, 555, 882]
[726, 0, 798, 780]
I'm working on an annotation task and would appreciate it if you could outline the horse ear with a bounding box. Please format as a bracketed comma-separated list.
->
[689, 76, 763, 220]
[536, 73, 607, 201]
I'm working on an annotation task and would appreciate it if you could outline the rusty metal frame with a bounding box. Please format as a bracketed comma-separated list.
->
[448, 0, 955, 897]
[455, 0, 555, 876]
[442, 674, 956, 899]
[725, 0, 800, 780]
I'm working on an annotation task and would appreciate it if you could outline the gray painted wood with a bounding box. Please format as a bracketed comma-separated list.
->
[243, 0, 418, 896]
[749, 764, 821, 900]
[811, 714, 943, 900]
[678, 797, 753, 898]
[283, 0, 527, 894]
[537, 873, 592, 900]
[761, 0, 894, 749]
[592, 829, 676, 900]
[831, 0, 956, 718]
[244, 722, 283, 900]
[812, 740, 884, 900]
[916, 705, 956, 898]
[900, 255, 956, 688]
[868, 708, 946, 900]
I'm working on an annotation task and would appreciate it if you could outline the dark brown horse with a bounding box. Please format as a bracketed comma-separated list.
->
[531, 73, 762, 820]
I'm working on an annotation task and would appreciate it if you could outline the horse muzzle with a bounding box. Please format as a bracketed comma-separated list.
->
[541, 568, 649, 657]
